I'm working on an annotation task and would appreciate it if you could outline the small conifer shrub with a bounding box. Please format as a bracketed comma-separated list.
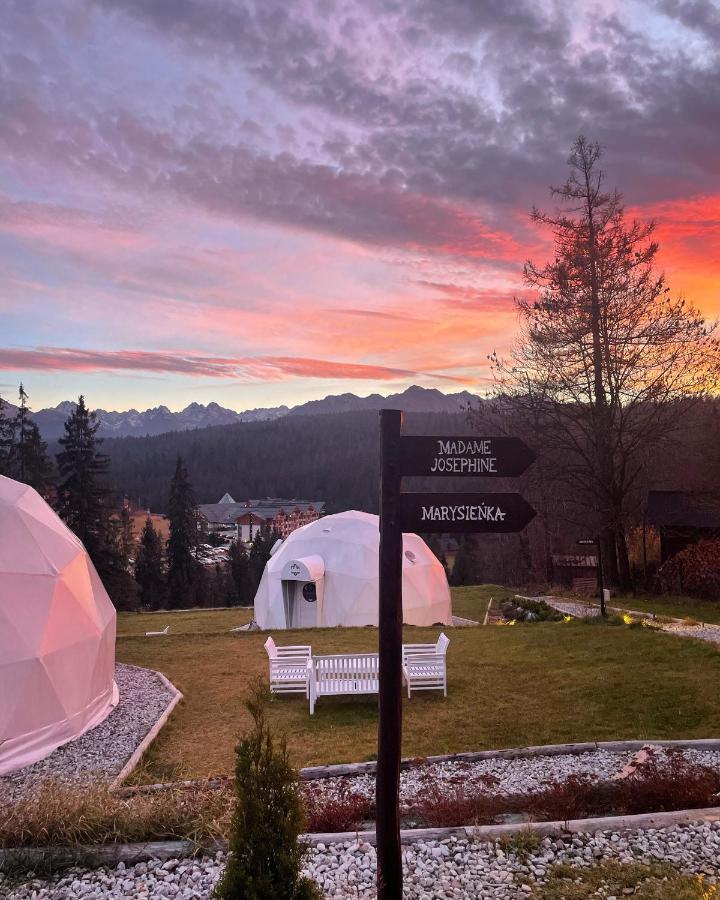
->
[213, 679, 321, 900]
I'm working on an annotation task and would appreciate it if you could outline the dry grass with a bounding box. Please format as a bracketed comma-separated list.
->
[115, 585, 720, 783]
[0, 781, 232, 849]
[533, 860, 719, 899]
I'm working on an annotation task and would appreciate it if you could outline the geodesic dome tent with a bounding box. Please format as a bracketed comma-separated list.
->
[0, 475, 118, 775]
[253, 510, 452, 629]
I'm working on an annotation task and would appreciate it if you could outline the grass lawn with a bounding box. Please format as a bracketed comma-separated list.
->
[117, 607, 254, 637]
[609, 593, 720, 625]
[116, 585, 720, 784]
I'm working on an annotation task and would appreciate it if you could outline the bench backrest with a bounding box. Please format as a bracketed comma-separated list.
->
[264, 636, 312, 661]
[402, 632, 450, 661]
[312, 653, 379, 690]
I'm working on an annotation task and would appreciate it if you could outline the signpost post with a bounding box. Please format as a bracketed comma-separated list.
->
[376, 410, 404, 899]
[577, 537, 606, 616]
[376, 417, 536, 899]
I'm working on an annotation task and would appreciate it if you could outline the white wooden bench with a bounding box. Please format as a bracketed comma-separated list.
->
[307, 653, 380, 714]
[264, 636, 312, 696]
[402, 633, 450, 698]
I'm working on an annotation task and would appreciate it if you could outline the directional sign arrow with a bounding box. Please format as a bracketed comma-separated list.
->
[399, 492, 537, 534]
[398, 436, 535, 478]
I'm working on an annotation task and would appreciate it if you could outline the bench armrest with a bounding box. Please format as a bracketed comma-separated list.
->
[403, 652, 446, 667]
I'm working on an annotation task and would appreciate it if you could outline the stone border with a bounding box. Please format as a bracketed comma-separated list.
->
[108, 666, 184, 791]
[113, 737, 720, 794]
[297, 737, 720, 781]
[4, 805, 720, 871]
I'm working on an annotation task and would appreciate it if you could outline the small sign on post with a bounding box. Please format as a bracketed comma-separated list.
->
[576, 537, 606, 615]
[376, 414, 536, 899]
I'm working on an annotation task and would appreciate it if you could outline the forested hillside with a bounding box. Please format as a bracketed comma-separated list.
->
[101, 410, 477, 513]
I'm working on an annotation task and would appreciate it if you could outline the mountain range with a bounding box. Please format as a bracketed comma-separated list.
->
[2, 386, 479, 440]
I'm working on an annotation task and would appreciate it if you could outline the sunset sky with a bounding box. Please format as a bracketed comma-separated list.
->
[1, 0, 718, 412]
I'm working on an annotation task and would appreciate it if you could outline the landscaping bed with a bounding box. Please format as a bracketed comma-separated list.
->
[0, 664, 176, 805]
[4, 745, 720, 850]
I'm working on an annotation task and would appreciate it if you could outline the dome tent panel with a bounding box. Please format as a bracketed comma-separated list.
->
[0, 574, 57, 658]
[0, 475, 118, 775]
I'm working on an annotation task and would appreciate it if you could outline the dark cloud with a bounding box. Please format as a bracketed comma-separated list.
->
[2, 0, 719, 262]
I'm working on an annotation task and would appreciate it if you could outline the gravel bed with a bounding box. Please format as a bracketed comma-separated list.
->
[303, 751, 635, 807]
[539, 597, 599, 618]
[3, 822, 719, 899]
[661, 623, 720, 646]
[0, 664, 173, 804]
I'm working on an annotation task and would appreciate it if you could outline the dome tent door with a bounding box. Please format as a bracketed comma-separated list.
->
[280, 556, 325, 628]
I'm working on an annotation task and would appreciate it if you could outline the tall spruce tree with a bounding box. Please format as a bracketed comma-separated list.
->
[10, 385, 52, 495]
[135, 515, 168, 609]
[55, 397, 109, 557]
[167, 456, 199, 608]
[248, 525, 280, 597]
[0, 395, 14, 476]
[55, 396, 131, 607]
[229, 539, 253, 606]
[450, 536, 480, 586]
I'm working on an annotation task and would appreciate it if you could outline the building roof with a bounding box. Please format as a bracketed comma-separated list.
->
[552, 554, 598, 567]
[198, 496, 325, 525]
[646, 491, 720, 530]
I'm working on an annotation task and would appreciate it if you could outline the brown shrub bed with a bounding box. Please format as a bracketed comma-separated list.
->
[2, 751, 719, 848]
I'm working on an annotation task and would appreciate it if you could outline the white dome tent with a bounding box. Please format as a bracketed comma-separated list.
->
[0, 475, 118, 775]
[253, 510, 452, 629]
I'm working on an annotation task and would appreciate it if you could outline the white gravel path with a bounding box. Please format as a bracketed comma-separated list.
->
[0, 664, 173, 804]
[302, 748, 720, 811]
[662, 623, 720, 646]
[3, 822, 719, 899]
[534, 597, 600, 619]
[304, 751, 634, 807]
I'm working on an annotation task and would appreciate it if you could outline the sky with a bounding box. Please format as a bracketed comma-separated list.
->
[0, 0, 718, 413]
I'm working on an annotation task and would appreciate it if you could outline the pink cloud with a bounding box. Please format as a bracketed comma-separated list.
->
[0, 347, 470, 383]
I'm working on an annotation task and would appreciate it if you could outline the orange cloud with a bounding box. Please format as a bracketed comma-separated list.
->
[630, 194, 720, 317]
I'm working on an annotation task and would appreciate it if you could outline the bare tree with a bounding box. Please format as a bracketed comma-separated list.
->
[491, 137, 720, 590]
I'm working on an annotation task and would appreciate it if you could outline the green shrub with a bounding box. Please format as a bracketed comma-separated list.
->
[501, 597, 564, 622]
[214, 679, 321, 900]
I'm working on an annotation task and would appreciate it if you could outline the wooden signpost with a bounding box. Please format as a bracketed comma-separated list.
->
[376, 412, 536, 899]
[577, 537, 607, 615]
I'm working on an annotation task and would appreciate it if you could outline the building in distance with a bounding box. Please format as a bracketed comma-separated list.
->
[198, 493, 325, 543]
[646, 490, 720, 563]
